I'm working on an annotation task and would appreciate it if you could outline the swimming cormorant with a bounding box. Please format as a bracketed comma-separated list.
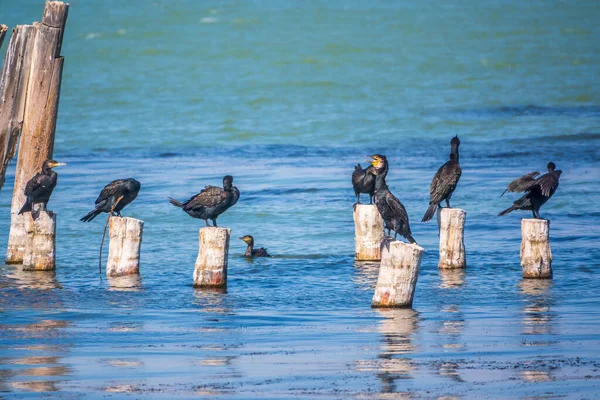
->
[370, 154, 417, 244]
[80, 178, 141, 222]
[352, 162, 376, 204]
[169, 175, 239, 227]
[18, 159, 66, 220]
[240, 235, 270, 258]
[422, 136, 462, 222]
[499, 162, 561, 219]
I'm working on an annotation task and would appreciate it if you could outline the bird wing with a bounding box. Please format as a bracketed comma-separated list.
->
[530, 172, 559, 197]
[24, 173, 44, 196]
[352, 164, 366, 186]
[429, 161, 461, 204]
[503, 171, 539, 196]
[385, 191, 410, 226]
[186, 185, 228, 209]
[95, 179, 125, 205]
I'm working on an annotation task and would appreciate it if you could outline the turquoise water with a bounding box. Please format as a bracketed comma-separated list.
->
[1, 1, 600, 397]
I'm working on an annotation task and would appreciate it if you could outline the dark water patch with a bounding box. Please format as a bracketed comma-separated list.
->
[454, 105, 600, 118]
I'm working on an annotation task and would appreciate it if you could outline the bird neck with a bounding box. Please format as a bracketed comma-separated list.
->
[223, 182, 232, 191]
[450, 145, 459, 162]
[42, 164, 52, 174]
[374, 166, 389, 191]
[245, 243, 253, 257]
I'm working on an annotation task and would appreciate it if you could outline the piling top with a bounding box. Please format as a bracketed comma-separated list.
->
[521, 218, 550, 226]
[199, 226, 231, 234]
[386, 239, 425, 253]
[439, 207, 467, 214]
[111, 216, 143, 223]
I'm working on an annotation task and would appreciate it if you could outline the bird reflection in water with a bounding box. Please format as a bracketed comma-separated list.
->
[518, 279, 556, 382]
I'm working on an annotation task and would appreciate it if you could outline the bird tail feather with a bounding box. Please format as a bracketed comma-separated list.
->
[168, 197, 183, 208]
[498, 205, 515, 216]
[80, 208, 101, 222]
[18, 201, 32, 215]
[407, 235, 417, 245]
[421, 203, 437, 222]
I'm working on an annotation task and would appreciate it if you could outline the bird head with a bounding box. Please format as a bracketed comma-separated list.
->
[368, 154, 387, 170]
[223, 175, 234, 189]
[451, 135, 460, 147]
[239, 235, 254, 245]
[44, 159, 67, 169]
[547, 162, 556, 172]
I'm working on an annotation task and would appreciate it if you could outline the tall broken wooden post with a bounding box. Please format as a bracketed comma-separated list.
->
[437, 208, 467, 269]
[194, 227, 230, 289]
[353, 204, 384, 261]
[6, 2, 68, 264]
[0, 25, 36, 190]
[521, 219, 552, 279]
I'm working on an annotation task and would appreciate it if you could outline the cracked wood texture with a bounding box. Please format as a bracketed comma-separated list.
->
[194, 227, 230, 288]
[353, 204, 384, 261]
[372, 240, 424, 308]
[520, 219, 552, 279]
[106, 217, 144, 277]
[437, 208, 467, 269]
[22, 205, 56, 271]
[6, 2, 68, 264]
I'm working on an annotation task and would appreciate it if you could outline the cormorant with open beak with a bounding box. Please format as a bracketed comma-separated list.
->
[422, 135, 462, 222]
[499, 162, 561, 219]
[169, 175, 240, 227]
[18, 159, 66, 220]
[80, 178, 141, 222]
[240, 235, 270, 258]
[370, 155, 417, 244]
[352, 159, 376, 204]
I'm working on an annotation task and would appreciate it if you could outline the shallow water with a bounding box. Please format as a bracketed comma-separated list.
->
[1, 1, 600, 398]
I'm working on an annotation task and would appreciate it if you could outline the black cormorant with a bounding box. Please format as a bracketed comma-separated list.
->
[370, 155, 417, 244]
[352, 161, 376, 204]
[80, 178, 141, 222]
[169, 175, 240, 227]
[422, 136, 462, 222]
[499, 162, 561, 219]
[240, 235, 270, 258]
[18, 159, 66, 220]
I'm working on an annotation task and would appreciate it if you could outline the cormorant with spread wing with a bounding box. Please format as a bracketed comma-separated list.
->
[18, 159, 66, 220]
[352, 161, 376, 204]
[369, 154, 417, 244]
[422, 136, 462, 222]
[169, 175, 239, 227]
[240, 235, 270, 258]
[499, 162, 561, 219]
[80, 178, 141, 222]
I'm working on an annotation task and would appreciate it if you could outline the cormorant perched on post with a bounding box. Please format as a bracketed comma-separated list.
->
[369, 154, 417, 244]
[499, 162, 561, 219]
[80, 178, 141, 222]
[422, 136, 462, 222]
[18, 159, 66, 220]
[169, 175, 239, 227]
[240, 235, 270, 258]
[352, 161, 376, 204]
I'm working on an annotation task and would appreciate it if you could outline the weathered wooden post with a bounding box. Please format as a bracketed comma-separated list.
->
[22, 205, 56, 271]
[372, 241, 425, 308]
[6, 1, 68, 264]
[353, 204, 384, 261]
[0, 25, 36, 190]
[521, 219, 552, 279]
[106, 217, 143, 277]
[437, 208, 466, 269]
[194, 227, 230, 288]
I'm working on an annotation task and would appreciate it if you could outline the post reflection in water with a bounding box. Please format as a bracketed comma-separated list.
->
[193, 288, 232, 314]
[352, 261, 380, 290]
[3, 267, 61, 291]
[367, 308, 419, 395]
[437, 269, 466, 382]
[438, 269, 465, 290]
[107, 275, 143, 292]
[518, 279, 556, 382]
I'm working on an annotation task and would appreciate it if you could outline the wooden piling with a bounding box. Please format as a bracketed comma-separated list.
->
[194, 227, 230, 288]
[353, 204, 384, 261]
[437, 208, 466, 269]
[0, 25, 36, 191]
[6, 1, 68, 264]
[22, 205, 56, 271]
[372, 240, 424, 308]
[106, 217, 144, 277]
[520, 219, 552, 279]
